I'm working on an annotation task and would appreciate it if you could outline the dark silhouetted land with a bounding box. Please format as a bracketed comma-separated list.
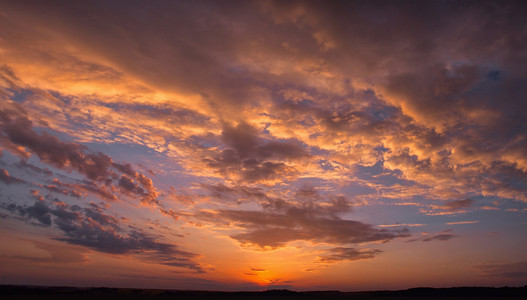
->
[1, 285, 526, 300]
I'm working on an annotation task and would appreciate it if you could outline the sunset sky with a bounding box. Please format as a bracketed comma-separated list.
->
[1, 0, 526, 291]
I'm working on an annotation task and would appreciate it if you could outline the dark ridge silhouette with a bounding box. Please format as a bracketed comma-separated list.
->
[1, 285, 526, 300]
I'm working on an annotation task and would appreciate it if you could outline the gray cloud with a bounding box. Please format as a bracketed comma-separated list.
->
[442, 199, 475, 211]
[204, 121, 309, 182]
[407, 230, 458, 242]
[1, 200, 52, 226]
[0, 106, 157, 204]
[474, 261, 527, 279]
[1, 198, 203, 272]
[317, 247, 382, 263]
[197, 197, 408, 248]
[0, 107, 112, 181]
[15, 160, 53, 176]
[40, 179, 83, 199]
[0, 168, 24, 184]
[422, 233, 458, 242]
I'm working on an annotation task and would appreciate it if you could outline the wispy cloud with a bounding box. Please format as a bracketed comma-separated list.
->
[378, 223, 426, 228]
[474, 261, 527, 279]
[316, 247, 382, 263]
[446, 221, 480, 225]
[406, 230, 458, 243]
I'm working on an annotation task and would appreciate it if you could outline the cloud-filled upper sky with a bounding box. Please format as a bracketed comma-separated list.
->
[0, 0, 526, 291]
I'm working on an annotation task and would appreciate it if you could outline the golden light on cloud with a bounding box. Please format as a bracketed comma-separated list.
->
[0, 0, 526, 292]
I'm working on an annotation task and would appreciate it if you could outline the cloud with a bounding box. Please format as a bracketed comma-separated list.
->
[378, 223, 426, 228]
[4, 240, 87, 264]
[76, 181, 118, 202]
[474, 261, 527, 279]
[1, 0, 527, 207]
[1, 198, 203, 272]
[316, 247, 382, 263]
[0, 0, 526, 288]
[1, 199, 52, 226]
[0, 106, 158, 204]
[118, 175, 146, 196]
[446, 221, 480, 225]
[407, 230, 458, 242]
[419, 199, 477, 216]
[0, 168, 24, 184]
[202, 183, 268, 203]
[250, 268, 266, 272]
[265, 278, 294, 290]
[159, 208, 180, 221]
[40, 179, 83, 198]
[383, 63, 483, 130]
[15, 160, 53, 176]
[422, 233, 458, 242]
[196, 196, 409, 248]
[203, 121, 309, 183]
[0, 107, 112, 180]
[442, 199, 475, 211]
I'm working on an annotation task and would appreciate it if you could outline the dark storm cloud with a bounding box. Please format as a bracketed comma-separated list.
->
[317, 247, 382, 263]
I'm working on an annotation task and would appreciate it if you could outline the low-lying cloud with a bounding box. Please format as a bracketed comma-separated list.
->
[197, 192, 409, 248]
[1, 199, 203, 272]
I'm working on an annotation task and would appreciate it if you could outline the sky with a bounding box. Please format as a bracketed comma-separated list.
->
[0, 0, 526, 292]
